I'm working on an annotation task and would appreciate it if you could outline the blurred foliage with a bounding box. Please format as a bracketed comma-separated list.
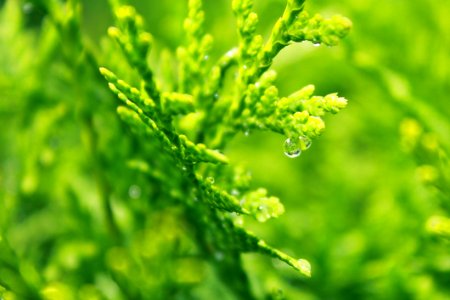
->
[0, 0, 449, 300]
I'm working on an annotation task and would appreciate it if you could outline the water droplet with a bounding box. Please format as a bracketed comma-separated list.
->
[313, 43, 320, 47]
[203, 55, 209, 61]
[233, 217, 244, 226]
[254, 82, 261, 88]
[230, 212, 244, 226]
[206, 177, 215, 184]
[255, 205, 271, 222]
[23, 3, 34, 14]
[243, 65, 248, 70]
[284, 138, 301, 158]
[213, 93, 219, 100]
[231, 189, 240, 196]
[244, 130, 250, 137]
[128, 185, 141, 199]
[182, 166, 187, 171]
[299, 136, 312, 150]
[296, 259, 311, 276]
[226, 48, 238, 58]
[214, 251, 224, 261]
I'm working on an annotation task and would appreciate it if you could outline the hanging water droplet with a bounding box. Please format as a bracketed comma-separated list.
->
[242, 124, 250, 136]
[206, 177, 215, 184]
[296, 259, 311, 277]
[213, 93, 219, 100]
[128, 185, 142, 199]
[299, 136, 312, 150]
[233, 216, 244, 226]
[253, 204, 271, 222]
[23, 2, 34, 14]
[214, 251, 224, 261]
[230, 212, 244, 226]
[283, 138, 301, 158]
[226, 48, 238, 58]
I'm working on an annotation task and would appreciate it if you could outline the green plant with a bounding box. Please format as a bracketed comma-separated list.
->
[98, 0, 349, 296]
[0, 0, 351, 299]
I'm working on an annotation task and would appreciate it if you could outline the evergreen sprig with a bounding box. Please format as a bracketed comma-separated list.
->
[99, 0, 350, 286]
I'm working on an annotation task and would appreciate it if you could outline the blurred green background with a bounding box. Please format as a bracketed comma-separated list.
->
[1, 0, 449, 299]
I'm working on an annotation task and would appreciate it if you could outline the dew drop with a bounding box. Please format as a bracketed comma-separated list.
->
[203, 55, 209, 61]
[214, 251, 224, 261]
[23, 3, 34, 14]
[206, 177, 215, 184]
[213, 93, 219, 100]
[299, 136, 312, 150]
[128, 185, 142, 199]
[226, 48, 238, 58]
[244, 130, 250, 137]
[296, 259, 311, 276]
[233, 217, 244, 226]
[283, 138, 301, 158]
[230, 213, 244, 226]
[313, 43, 320, 47]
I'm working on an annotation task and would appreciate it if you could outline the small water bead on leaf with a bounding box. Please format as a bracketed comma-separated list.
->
[23, 3, 35, 14]
[206, 176, 215, 184]
[295, 259, 311, 277]
[225, 47, 238, 58]
[128, 185, 142, 199]
[229, 212, 244, 226]
[242, 124, 250, 136]
[255, 205, 271, 222]
[313, 43, 320, 47]
[233, 216, 244, 226]
[214, 251, 224, 261]
[299, 136, 312, 150]
[283, 138, 301, 158]
[241, 190, 285, 222]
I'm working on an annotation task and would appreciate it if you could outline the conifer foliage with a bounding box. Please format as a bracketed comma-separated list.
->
[0, 0, 351, 299]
